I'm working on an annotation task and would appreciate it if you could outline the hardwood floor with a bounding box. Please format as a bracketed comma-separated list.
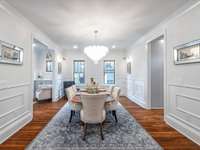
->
[0, 97, 199, 150]
[0, 98, 66, 150]
[119, 97, 200, 150]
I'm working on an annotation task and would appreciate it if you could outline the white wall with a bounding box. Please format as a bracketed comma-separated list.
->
[126, 1, 200, 145]
[165, 3, 200, 145]
[126, 41, 148, 108]
[62, 49, 127, 95]
[0, 1, 63, 143]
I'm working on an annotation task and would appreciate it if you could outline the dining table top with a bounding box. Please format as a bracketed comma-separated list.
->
[79, 88, 107, 92]
[71, 88, 113, 103]
[79, 88, 109, 95]
[80, 91, 110, 96]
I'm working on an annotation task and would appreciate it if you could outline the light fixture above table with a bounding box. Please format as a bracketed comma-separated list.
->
[84, 30, 109, 64]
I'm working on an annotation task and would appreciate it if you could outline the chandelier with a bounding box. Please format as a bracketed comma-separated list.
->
[84, 30, 109, 64]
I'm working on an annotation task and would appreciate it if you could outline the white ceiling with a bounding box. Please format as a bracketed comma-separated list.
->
[7, 0, 190, 50]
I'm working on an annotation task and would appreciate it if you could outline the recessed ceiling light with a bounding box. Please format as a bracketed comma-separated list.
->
[73, 45, 78, 49]
[112, 45, 116, 49]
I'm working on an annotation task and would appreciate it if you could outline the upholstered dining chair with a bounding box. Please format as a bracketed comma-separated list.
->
[105, 87, 121, 123]
[72, 84, 81, 96]
[106, 85, 114, 101]
[107, 85, 114, 95]
[66, 87, 82, 123]
[80, 94, 107, 140]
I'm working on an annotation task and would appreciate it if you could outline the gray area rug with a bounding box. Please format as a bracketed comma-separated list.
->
[26, 103, 162, 150]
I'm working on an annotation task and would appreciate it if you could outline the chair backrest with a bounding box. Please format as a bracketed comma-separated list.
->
[112, 87, 121, 101]
[66, 87, 75, 100]
[72, 85, 77, 92]
[81, 94, 107, 123]
[108, 85, 114, 95]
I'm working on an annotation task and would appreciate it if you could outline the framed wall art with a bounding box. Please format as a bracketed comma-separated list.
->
[174, 39, 200, 65]
[0, 40, 23, 65]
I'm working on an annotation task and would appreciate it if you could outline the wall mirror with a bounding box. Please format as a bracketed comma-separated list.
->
[46, 52, 53, 72]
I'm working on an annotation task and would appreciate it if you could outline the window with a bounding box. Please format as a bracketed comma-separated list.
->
[104, 60, 115, 84]
[73, 60, 85, 84]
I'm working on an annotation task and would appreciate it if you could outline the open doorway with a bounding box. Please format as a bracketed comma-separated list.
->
[32, 38, 54, 103]
[148, 35, 164, 109]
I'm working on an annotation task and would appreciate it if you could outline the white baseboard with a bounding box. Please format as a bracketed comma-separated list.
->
[53, 95, 65, 102]
[150, 106, 164, 109]
[165, 114, 200, 146]
[127, 95, 148, 109]
[0, 112, 32, 144]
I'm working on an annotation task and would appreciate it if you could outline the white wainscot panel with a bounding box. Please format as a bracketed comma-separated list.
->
[116, 76, 127, 96]
[0, 93, 25, 127]
[0, 94, 24, 115]
[0, 83, 32, 143]
[167, 84, 200, 145]
[176, 95, 200, 120]
[127, 75, 146, 108]
[127, 75, 134, 98]
[133, 80, 144, 101]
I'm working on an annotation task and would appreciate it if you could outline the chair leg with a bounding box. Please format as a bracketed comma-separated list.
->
[69, 110, 74, 123]
[100, 123, 104, 140]
[112, 110, 118, 123]
[82, 123, 87, 141]
[80, 120, 84, 126]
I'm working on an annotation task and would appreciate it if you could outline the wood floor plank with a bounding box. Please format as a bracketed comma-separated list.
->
[0, 98, 66, 150]
[119, 97, 200, 150]
[0, 97, 199, 150]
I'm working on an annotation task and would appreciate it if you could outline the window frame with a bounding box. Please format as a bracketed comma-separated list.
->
[73, 60, 85, 85]
[103, 60, 115, 84]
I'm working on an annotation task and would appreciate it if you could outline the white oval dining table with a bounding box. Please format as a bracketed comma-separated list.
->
[76, 89, 113, 103]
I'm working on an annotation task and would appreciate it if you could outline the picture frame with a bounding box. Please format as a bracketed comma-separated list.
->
[174, 39, 200, 65]
[0, 40, 23, 65]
